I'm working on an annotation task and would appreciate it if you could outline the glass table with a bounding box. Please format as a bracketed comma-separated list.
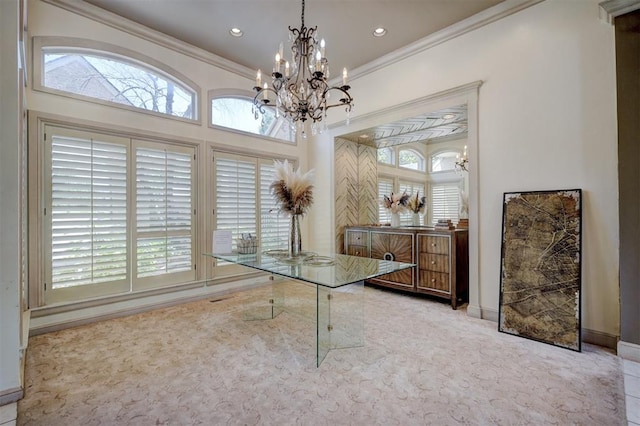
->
[205, 250, 414, 366]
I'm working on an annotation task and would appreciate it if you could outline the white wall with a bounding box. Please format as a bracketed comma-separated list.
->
[310, 0, 619, 339]
[0, 0, 23, 410]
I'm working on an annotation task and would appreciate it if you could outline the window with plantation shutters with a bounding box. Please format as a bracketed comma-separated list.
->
[45, 128, 130, 302]
[378, 177, 394, 224]
[43, 125, 197, 304]
[213, 153, 291, 267]
[49, 134, 128, 287]
[430, 181, 461, 225]
[214, 154, 257, 253]
[134, 143, 195, 283]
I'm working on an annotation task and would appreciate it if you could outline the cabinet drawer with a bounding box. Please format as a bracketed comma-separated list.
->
[419, 235, 449, 255]
[419, 253, 449, 273]
[347, 231, 368, 246]
[418, 271, 450, 293]
[346, 245, 368, 258]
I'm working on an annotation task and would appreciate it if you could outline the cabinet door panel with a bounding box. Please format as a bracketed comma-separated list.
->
[370, 232, 413, 262]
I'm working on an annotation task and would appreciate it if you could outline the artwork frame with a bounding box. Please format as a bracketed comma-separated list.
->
[498, 189, 582, 351]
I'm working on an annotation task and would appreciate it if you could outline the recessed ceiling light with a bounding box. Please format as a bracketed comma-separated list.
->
[359, 134, 369, 139]
[442, 113, 456, 120]
[373, 27, 387, 37]
[229, 28, 243, 37]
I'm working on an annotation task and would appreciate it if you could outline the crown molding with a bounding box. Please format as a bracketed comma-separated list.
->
[345, 0, 544, 82]
[41, 0, 255, 79]
[335, 81, 483, 131]
[599, 0, 640, 23]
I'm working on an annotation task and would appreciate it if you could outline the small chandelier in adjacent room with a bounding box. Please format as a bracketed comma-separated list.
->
[252, 0, 354, 138]
[455, 145, 469, 172]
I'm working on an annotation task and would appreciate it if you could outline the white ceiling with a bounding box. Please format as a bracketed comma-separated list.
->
[82, 0, 504, 74]
[76, 0, 515, 146]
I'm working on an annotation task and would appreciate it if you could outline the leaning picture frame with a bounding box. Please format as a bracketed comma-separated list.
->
[498, 189, 582, 351]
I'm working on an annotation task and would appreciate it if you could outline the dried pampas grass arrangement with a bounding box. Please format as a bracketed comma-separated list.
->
[407, 191, 426, 214]
[270, 160, 315, 216]
[382, 191, 409, 214]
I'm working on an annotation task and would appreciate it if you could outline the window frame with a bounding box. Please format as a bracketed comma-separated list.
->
[33, 36, 201, 124]
[36, 121, 199, 306]
[428, 179, 463, 226]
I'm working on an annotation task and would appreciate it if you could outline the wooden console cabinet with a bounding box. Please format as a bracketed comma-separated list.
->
[344, 226, 468, 309]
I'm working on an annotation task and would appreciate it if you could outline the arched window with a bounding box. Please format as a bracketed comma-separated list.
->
[210, 95, 294, 142]
[377, 147, 394, 165]
[430, 150, 460, 172]
[36, 37, 198, 121]
[398, 148, 425, 171]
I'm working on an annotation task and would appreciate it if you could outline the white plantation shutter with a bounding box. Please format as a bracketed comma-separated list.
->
[135, 143, 195, 282]
[378, 177, 394, 224]
[214, 153, 257, 252]
[46, 128, 129, 300]
[259, 161, 289, 251]
[399, 180, 425, 226]
[44, 126, 198, 304]
[430, 181, 461, 225]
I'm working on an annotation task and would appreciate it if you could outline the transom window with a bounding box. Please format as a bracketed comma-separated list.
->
[398, 148, 425, 171]
[431, 150, 460, 172]
[377, 147, 394, 165]
[39, 41, 198, 120]
[210, 96, 295, 142]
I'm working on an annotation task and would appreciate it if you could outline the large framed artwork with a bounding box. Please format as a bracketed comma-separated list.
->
[498, 189, 582, 351]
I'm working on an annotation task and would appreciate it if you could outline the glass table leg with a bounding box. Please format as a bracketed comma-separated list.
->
[316, 280, 365, 367]
[243, 275, 284, 320]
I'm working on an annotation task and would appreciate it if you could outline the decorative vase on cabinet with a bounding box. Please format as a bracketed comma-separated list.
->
[391, 213, 401, 227]
[412, 213, 421, 226]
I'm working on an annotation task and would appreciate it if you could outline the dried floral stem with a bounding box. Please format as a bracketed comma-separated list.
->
[270, 160, 315, 216]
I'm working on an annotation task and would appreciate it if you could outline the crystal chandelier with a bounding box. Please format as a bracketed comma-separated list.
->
[455, 145, 469, 172]
[252, 0, 354, 138]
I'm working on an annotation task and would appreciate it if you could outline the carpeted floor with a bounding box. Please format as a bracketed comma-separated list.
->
[18, 282, 626, 425]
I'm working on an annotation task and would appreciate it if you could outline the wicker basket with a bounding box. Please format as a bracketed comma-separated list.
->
[237, 238, 258, 254]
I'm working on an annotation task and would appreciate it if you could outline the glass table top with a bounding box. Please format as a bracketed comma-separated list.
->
[204, 250, 415, 288]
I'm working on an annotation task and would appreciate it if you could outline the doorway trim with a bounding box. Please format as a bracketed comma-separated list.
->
[329, 81, 484, 318]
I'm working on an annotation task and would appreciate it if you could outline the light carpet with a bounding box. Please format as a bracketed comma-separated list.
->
[18, 283, 626, 425]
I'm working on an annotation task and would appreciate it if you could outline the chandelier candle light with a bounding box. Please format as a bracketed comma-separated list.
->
[455, 145, 469, 172]
[253, 0, 354, 138]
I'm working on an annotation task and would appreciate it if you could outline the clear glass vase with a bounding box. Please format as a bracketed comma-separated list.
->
[412, 213, 421, 226]
[289, 214, 302, 257]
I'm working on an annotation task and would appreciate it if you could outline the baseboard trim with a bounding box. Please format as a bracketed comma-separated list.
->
[618, 340, 640, 362]
[467, 305, 499, 322]
[29, 276, 272, 336]
[0, 388, 23, 407]
[582, 328, 618, 350]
